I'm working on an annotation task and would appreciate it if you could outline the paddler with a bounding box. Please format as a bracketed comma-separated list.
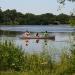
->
[44, 31, 48, 37]
[23, 31, 30, 38]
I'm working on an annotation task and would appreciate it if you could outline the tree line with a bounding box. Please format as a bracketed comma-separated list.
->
[0, 8, 75, 25]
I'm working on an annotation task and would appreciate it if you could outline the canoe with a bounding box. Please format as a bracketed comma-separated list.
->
[20, 36, 55, 40]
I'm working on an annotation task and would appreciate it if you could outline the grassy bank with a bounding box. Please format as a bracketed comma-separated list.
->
[0, 41, 75, 75]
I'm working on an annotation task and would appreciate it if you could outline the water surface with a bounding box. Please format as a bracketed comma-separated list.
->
[0, 25, 75, 60]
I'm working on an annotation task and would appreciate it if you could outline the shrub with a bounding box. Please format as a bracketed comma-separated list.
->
[0, 40, 25, 71]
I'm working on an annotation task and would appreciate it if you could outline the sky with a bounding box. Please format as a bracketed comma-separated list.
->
[0, 0, 75, 15]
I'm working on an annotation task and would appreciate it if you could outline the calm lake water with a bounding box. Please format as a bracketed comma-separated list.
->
[0, 25, 75, 60]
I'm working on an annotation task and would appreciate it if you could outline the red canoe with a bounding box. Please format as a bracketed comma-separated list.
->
[20, 36, 55, 40]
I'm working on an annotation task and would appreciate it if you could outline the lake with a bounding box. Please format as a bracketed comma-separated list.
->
[0, 25, 75, 60]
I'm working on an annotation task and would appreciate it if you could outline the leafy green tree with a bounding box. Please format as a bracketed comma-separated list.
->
[69, 17, 75, 26]
[0, 8, 75, 25]
[0, 7, 3, 24]
[56, 13, 70, 24]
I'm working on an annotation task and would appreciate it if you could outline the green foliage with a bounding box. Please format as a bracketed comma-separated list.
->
[1, 41, 75, 75]
[69, 17, 75, 26]
[0, 71, 24, 75]
[0, 41, 25, 71]
[0, 8, 73, 25]
[55, 48, 75, 75]
[0, 41, 54, 72]
[56, 13, 69, 24]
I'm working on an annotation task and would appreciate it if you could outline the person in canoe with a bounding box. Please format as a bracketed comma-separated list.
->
[22, 31, 30, 38]
[44, 31, 49, 37]
[22, 31, 30, 46]
[36, 33, 39, 38]
[35, 33, 39, 43]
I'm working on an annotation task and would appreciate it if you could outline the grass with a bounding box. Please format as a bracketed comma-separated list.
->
[0, 71, 23, 75]
[0, 40, 75, 75]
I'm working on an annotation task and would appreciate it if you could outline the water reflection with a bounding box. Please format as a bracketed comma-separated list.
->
[0, 25, 75, 61]
[23, 38, 48, 46]
[23, 37, 54, 46]
[36, 39, 39, 43]
[20, 32, 55, 46]
[0, 32, 75, 53]
[24, 39, 29, 46]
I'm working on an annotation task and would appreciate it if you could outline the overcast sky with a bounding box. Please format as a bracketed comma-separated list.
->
[0, 0, 75, 15]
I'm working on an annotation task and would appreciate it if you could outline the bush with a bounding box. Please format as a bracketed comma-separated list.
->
[1, 40, 75, 75]
[0, 40, 25, 71]
[0, 40, 54, 73]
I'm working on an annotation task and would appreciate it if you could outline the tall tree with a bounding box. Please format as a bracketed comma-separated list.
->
[0, 7, 3, 23]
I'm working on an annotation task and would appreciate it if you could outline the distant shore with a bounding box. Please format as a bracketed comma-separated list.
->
[0, 9, 75, 25]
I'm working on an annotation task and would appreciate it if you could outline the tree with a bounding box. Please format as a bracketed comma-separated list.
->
[58, 0, 75, 4]
[0, 7, 3, 23]
[56, 13, 69, 24]
[0, 8, 75, 25]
